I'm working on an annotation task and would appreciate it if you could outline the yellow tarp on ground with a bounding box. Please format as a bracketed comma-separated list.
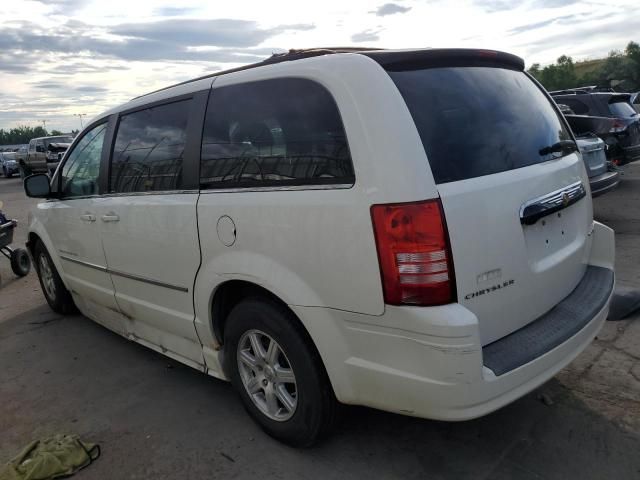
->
[0, 435, 99, 480]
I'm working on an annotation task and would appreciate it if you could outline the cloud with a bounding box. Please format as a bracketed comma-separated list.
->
[30, 81, 66, 89]
[153, 6, 198, 16]
[517, 15, 640, 58]
[509, 12, 620, 36]
[533, 0, 579, 7]
[32, 0, 89, 13]
[75, 85, 109, 93]
[0, 23, 288, 63]
[110, 19, 314, 48]
[474, 1, 525, 12]
[371, 3, 411, 16]
[351, 29, 382, 42]
[508, 14, 577, 34]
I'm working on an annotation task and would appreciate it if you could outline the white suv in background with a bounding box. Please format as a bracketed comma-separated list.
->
[23, 48, 615, 446]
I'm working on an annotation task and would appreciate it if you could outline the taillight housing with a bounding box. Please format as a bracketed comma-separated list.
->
[610, 119, 626, 133]
[371, 199, 456, 306]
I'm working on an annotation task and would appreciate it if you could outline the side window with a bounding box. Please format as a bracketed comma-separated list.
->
[201, 78, 354, 188]
[28, 140, 35, 153]
[563, 98, 589, 115]
[110, 99, 191, 193]
[60, 123, 107, 198]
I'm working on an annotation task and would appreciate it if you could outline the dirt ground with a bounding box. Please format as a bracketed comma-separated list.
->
[0, 166, 639, 480]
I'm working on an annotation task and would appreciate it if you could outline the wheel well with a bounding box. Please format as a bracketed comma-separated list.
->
[212, 280, 291, 345]
[26, 232, 41, 257]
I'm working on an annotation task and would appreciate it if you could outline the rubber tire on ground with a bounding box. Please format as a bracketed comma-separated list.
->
[2, 167, 6, 177]
[34, 241, 77, 314]
[224, 298, 338, 447]
[19, 164, 30, 179]
[10, 248, 31, 277]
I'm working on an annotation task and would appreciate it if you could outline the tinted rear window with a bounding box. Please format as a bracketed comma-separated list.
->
[609, 100, 637, 118]
[201, 78, 353, 189]
[388, 67, 572, 183]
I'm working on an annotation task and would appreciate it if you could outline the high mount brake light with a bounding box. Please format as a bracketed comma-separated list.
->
[371, 199, 456, 306]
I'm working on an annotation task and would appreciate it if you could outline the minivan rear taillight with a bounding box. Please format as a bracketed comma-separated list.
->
[371, 199, 456, 306]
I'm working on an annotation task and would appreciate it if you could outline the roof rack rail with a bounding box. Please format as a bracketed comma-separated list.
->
[130, 47, 385, 101]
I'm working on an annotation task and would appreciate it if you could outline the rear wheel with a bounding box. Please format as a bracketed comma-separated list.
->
[224, 298, 338, 446]
[10, 248, 31, 277]
[34, 241, 77, 314]
[2, 167, 6, 177]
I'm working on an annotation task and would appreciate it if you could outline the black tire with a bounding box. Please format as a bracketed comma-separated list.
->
[224, 298, 338, 446]
[19, 164, 28, 179]
[10, 248, 31, 277]
[34, 241, 77, 314]
[2, 166, 6, 177]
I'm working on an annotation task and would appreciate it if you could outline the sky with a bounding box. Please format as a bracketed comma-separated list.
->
[1, 0, 639, 133]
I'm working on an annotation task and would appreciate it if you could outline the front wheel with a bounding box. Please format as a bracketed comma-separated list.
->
[34, 241, 77, 314]
[224, 298, 338, 446]
[10, 248, 31, 277]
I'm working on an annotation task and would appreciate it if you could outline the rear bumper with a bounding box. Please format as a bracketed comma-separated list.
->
[294, 222, 615, 421]
[589, 170, 620, 197]
[620, 144, 640, 164]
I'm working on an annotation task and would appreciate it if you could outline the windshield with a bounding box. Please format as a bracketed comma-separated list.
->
[387, 67, 572, 183]
[44, 136, 73, 146]
[609, 101, 638, 118]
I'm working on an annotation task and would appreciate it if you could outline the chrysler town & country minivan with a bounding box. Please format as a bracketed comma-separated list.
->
[23, 48, 615, 446]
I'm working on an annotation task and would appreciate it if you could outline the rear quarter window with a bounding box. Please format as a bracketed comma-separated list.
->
[200, 77, 354, 189]
[388, 67, 572, 183]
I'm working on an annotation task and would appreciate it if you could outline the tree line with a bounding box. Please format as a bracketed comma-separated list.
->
[528, 41, 640, 92]
[0, 126, 78, 146]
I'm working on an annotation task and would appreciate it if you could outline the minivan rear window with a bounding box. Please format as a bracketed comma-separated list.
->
[388, 67, 572, 184]
[608, 100, 637, 118]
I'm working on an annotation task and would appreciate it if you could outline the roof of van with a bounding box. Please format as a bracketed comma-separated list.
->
[131, 47, 525, 101]
[93, 48, 524, 124]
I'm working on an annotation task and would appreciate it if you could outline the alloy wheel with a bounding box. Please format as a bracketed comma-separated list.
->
[39, 254, 56, 301]
[237, 329, 298, 421]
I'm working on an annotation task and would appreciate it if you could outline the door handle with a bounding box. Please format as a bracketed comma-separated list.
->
[101, 213, 120, 223]
[79, 213, 96, 222]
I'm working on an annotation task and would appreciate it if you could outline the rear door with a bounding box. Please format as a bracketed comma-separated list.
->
[99, 95, 206, 367]
[386, 58, 592, 345]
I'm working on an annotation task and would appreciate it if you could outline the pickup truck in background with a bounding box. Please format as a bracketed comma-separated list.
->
[19, 135, 74, 178]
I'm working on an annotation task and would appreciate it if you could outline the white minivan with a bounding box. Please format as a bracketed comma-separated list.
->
[24, 48, 615, 446]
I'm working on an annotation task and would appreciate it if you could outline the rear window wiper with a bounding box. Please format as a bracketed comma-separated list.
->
[539, 140, 578, 157]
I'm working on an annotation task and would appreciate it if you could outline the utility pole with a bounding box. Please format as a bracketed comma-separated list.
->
[74, 113, 87, 129]
[41, 120, 46, 131]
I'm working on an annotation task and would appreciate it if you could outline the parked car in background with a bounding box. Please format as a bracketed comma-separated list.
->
[22, 48, 615, 446]
[14, 145, 28, 165]
[551, 90, 640, 165]
[556, 104, 620, 197]
[574, 135, 619, 197]
[0, 151, 19, 177]
[19, 135, 73, 178]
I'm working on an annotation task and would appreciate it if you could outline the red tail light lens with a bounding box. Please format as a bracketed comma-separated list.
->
[371, 199, 456, 306]
[610, 119, 625, 133]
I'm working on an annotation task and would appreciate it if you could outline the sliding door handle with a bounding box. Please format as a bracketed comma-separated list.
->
[101, 213, 120, 223]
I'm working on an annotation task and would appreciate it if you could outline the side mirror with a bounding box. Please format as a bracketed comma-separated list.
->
[24, 174, 51, 198]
